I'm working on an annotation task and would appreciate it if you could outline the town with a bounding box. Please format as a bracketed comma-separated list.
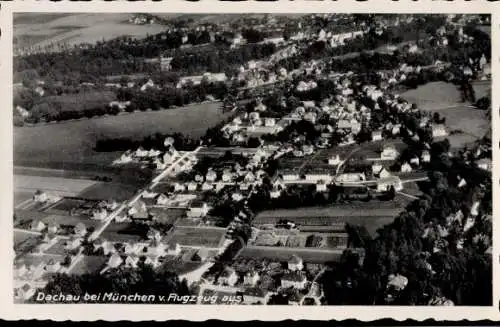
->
[13, 13, 492, 306]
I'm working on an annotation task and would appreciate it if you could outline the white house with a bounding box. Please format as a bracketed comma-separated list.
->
[316, 182, 328, 192]
[281, 170, 300, 181]
[470, 201, 480, 216]
[410, 157, 420, 166]
[432, 124, 448, 138]
[476, 158, 492, 172]
[376, 176, 403, 192]
[167, 243, 182, 256]
[107, 253, 123, 269]
[288, 255, 304, 271]
[187, 182, 198, 192]
[421, 150, 431, 163]
[328, 155, 342, 166]
[372, 130, 383, 142]
[65, 237, 83, 251]
[372, 163, 383, 174]
[336, 173, 366, 183]
[219, 267, 239, 286]
[201, 182, 214, 192]
[206, 170, 217, 183]
[244, 271, 260, 287]
[400, 162, 413, 173]
[30, 220, 46, 232]
[92, 208, 108, 221]
[173, 183, 186, 192]
[74, 223, 87, 237]
[187, 201, 209, 218]
[381, 145, 399, 160]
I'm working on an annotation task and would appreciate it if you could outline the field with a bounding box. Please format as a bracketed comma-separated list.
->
[14, 102, 227, 169]
[40, 214, 101, 230]
[100, 222, 149, 243]
[255, 197, 411, 236]
[166, 226, 226, 248]
[237, 246, 346, 264]
[39, 91, 117, 113]
[14, 13, 168, 50]
[77, 182, 137, 201]
[14, 191, 34, 208]
[402, 81, 490, 148]
[401, 82, 463, 110]
[14, 175, 99, 197]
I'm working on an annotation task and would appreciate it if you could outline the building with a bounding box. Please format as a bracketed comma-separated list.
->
[288, 255, 304, 271]
[432, 124, 448, 138]
[281, 271, 307, 290]
[376, 176, 403, 192]
[381, 145, 399, 160]
[206, 170, 217, 183]
[421, 150, 431, 163]
[336, 173, 366, 183]
[219, 267, 239, 286]
[125, 255, 140, 268]
[328, 154, 341, 166]
[281, 170, 300, 181]
[187, 201, 209, 218]
[476, 158, 492, 172]
[30, 220, 46, 232]
[243, 271, 260, 287]
[74, 223, 87, 237]
[400, 162, 413, 173]
[107, 253, 123, 269]
[372, 130, 383, 142]
[33, 190, 48, 203]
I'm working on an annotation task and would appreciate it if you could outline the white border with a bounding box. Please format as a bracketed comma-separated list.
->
[1, 0, 499, 321]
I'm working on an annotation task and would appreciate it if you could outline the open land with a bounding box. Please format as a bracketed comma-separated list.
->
[14, 13, 168, 50]
[14, 101, 228, 169]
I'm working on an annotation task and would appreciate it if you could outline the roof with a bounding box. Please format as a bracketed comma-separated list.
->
[289, 255, 303, 264]
[220, 267, 236, 278]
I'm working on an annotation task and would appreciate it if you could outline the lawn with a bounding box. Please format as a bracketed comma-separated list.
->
[14, 102, 227, 170]
[14, 13, 168, 49]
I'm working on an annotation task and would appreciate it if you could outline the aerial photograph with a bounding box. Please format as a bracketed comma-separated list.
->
[13, 13, 492, 306]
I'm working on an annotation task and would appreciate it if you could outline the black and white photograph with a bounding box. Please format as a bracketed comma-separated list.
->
[11, 11, 492, 308]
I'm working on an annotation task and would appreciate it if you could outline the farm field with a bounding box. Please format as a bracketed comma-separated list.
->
[402, 82, 463, 110]
[403, 81, 490, 148]
[14, 175, 99, 196]
[166, 226, 226, 248]
[14, 101, 227, 169]
[237, 246, 346, 264]
[14, 13, 168, 50]
[38, 91, 117, 113]
[77, 182, 137, 201]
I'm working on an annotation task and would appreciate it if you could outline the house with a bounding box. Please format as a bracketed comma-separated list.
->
[30, 220, 46, 232]
[33, 190, 48, 203]
[124, 242, 142, 255]
[288, 255, 304, 271]
[281, 271, 307, 290]
[222, 170, 234, 183]
[206, 170, 217, 183]
[476, 158, 492, 172]
[316, 182, 328, 192]
[376, 176, 403, 192]
[135, 147, 149, 158]
[47, 223, 59, 235]
[73, 223, 87, 237]
[218, 267, 239, 286]
[65, 237, 82, 251]
[34, 86, 45, 96]
[167, 243, 182, 256]
[302, 145, 314, 155]
[232, 192, 244, 202]
[372, 130, 383, 142]
[173, 182, 186, 192]
[244, 171, 256, 183]
[400, 162, 413, 173]
[200, 182, 213, 192]
[328, 155, 341, 166]
[387, 274, 408, 292]
[128, 200, 149, 220]
[102, 241, 117, 255]
[147, 229, 162, 242]
[470, 201, 480, 216]
[264, 118, 276, 127]
[336, 173, 366, 183]
[16, 105, 30, 118]
[163, 147, 179, 164]
[381, 145, 399, 160]
[144, 256, 161, 268]
[92, 208, 108, 221]
[125, 255, 140, 268]
[421, 150, 431, 163]
[156, 193, 169, 205]
[140, 79, 155, 92]
[410, 157, 420, 166]
[375, 167, 391, 179]
[432, 124, 448, 138]
[270, 186, 283, 199]
[187, 201, 209, 218]
[281, 170, 300, 181]
[187, 182, 198, 192]
[305, 170, 331, 182]
[107, 253, 123, 269]
[244, 271, 260, 287]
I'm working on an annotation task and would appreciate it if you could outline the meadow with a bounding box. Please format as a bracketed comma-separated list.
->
[14, 13, 168, 50]
[14, 102, 228, 169]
